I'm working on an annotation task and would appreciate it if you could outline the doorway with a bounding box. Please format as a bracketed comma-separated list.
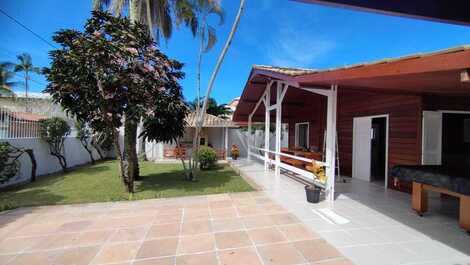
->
[352, 115, 389, 186]
[371, 117, 387, 183]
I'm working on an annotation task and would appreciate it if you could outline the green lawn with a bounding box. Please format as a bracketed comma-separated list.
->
[0, 161, 254, 210]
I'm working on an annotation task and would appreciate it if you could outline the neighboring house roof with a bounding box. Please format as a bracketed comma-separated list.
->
[8, 112, 48, 122]
[185, 112, 238, 128]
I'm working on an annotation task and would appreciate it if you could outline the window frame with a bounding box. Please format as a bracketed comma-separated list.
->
[295, 122, 309, 149]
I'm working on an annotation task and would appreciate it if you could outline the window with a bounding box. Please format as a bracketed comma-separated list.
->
[295, 122, 309, 149]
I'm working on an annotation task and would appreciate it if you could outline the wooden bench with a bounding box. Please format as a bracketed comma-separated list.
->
[412, 181, 470, 233]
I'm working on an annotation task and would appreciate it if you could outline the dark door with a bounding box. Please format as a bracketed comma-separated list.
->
[371, 117, 386, 182]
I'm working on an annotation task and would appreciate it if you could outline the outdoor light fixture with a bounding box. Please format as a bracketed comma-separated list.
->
[461, 69, 470, 82]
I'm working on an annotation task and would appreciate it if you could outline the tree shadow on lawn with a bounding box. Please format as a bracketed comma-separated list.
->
[0, 164, 115, 208]
[135, 165, 252, 197]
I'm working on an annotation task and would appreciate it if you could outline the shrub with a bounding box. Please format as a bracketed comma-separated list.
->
[39, 117, 71, 170]
[198, 146, 217, 170]
[0, 142, 19, 183]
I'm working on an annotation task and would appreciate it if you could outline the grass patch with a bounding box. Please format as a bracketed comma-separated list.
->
[0, 160, 253, 210]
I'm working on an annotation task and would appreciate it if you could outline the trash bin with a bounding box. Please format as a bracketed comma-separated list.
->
[305, 185, 321, 203]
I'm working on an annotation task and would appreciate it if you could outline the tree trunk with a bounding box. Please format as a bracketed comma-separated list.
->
[124, 118, 138, 191]
[111, 128, 128, 185]
[92, 141, 105, 160]
[193, 0, 246, 180]
[25, 149, 36, 182]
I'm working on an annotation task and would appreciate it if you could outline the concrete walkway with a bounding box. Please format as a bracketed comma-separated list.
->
[0, 191, 351, 265]
[231, 159, 470, 265]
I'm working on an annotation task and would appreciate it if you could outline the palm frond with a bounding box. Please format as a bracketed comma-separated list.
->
[204, 25, 216, 52]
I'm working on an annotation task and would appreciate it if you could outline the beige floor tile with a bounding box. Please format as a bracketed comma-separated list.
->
[133, 256, 175, 265]
[136, 238, 178, 259]
[74, 229, 114, 246]
[0, 254, 16, 265]
[212, 218, 245, 232]
[8, 250, 64, 265]
[215, 231, 252, 249]
[236, 206, 261, 217]
[218, 247, 263, 265]
[269, 213, 300, 226]
[177, 234, 215, 254]
[0, 236, 46, 254]
[183, 209, 211, 221]
[181, 220, 212, 235]
[110, 227, 148, 242]
[247, 227, 287, 245]
[209, 200, 233, 209]
[147, 223, 180, 239]
[52, 245, 100, 265]
[56, 220, 93, 233]
[257, 243, 306, 265]
[31, 233, 81, 250]
[211, 208, 238, 219]
[278, 224, 320, 241]
[92, 241, 141, 264]
[153, 214, 182, 225]
[243, 215, 276, 229]
[293, 240, 343, 262]
[176, 252, 218, 265]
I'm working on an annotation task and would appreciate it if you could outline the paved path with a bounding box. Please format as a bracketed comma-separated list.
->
[231, 159, 470, 265]
[0, 191, 352, 265]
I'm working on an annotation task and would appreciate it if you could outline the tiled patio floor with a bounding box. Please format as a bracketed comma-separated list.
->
[230, 159, 470, 265]
[0, 191, 352, 265]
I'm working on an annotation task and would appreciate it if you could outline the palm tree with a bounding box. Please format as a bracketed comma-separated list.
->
[0, 62, 17, 97]
[193, 0, 224, 116]
[92, 0, 198, 41]
[14, 53, 41, 99]
[191, 0, 245, 180]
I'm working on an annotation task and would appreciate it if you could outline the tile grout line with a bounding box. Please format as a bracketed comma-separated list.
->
[237, 198, 267, 265]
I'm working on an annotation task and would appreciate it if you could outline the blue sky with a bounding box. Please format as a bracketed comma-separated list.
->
[1, 0, 470, 104]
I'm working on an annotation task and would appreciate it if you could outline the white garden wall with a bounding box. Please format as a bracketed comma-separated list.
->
[1, 137, 106, 188]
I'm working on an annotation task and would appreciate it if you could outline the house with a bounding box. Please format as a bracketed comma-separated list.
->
[0, 107, 48, 138]
[146, 112, 239, 160]
[233, 46, 470, 202]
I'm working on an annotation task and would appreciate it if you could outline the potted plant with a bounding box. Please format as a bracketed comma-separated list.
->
[231, 144, 240, 160]
[305, 160, 327, 203]
[305, 185, 322, 203]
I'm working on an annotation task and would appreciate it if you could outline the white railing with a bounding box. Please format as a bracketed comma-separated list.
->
[0, 107, 42, 139]
[250, 146, 326, 188]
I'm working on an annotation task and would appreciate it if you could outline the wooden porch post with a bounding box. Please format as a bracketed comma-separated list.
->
[275, 82, 285, 177]
[247, 116, 252, 161]
[264, 84, 271, 170]
[325, 84, 338, 201]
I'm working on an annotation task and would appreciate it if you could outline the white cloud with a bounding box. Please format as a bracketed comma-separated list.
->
[267, 24, 336, 68]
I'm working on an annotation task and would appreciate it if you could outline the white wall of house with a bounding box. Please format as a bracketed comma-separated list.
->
[1, 137, 107, 188]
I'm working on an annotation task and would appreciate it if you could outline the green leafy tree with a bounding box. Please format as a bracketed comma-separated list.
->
[76, 121, 96, 164]
[39, 117, 71, 171]
[0, 62, 17, 97]
[44, 11, 188, 192]
[189, 97, 231, 118]
[92, 0, 201, 163]
[14, 53, 41, 99]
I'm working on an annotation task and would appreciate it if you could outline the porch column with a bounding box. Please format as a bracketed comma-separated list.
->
[325, 84, 338, 201]
[247, 116, 252, 161]
[275, 82, 282, 176]
[264, 86, 271, 170]
[224, 127, 228, 160]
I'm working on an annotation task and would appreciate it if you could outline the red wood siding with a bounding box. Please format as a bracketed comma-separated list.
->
[337, 90, 423, 186]
[286, 92, 327, 151]
[423, 96, 470, 111]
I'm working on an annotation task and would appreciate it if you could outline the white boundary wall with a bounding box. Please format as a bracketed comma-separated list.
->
[1, 137, 106, 188]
